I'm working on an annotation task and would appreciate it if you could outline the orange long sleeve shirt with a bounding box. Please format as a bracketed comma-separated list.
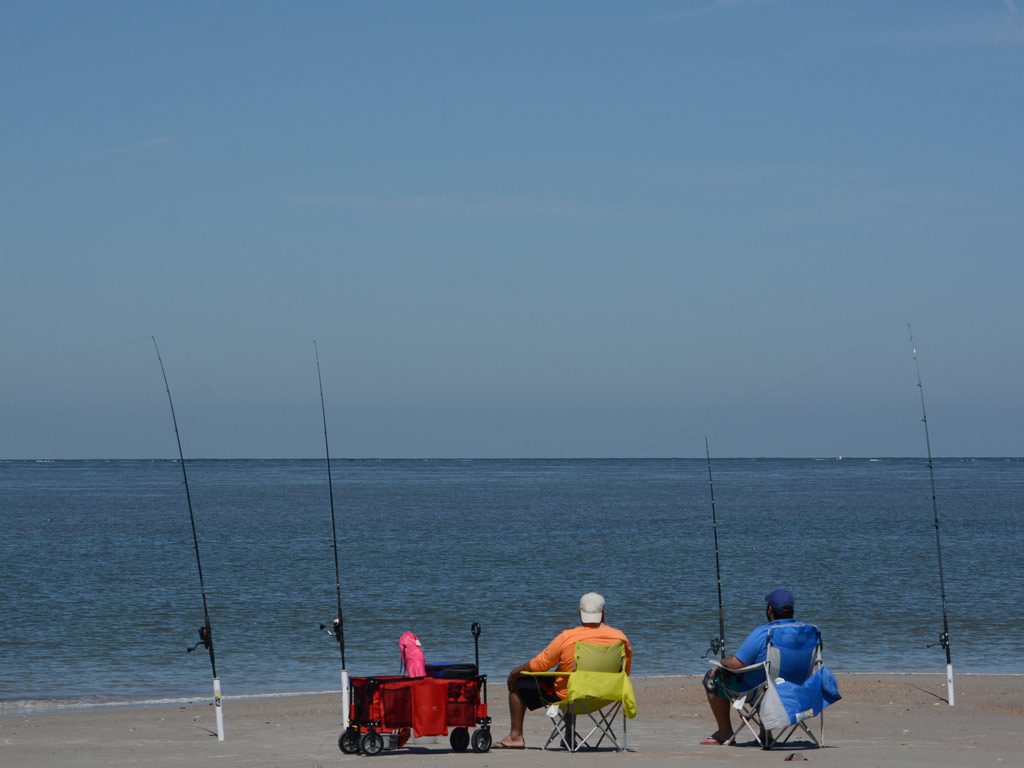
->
[527, 623, 632, 698]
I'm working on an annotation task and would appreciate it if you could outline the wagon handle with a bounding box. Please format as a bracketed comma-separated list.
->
[471, 623, 481, 672]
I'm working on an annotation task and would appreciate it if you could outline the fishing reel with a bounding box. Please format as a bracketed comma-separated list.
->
[701, 636, 725, 659]
[319, 617, 342, 639]
[187, 625, 212, 653]
[927, 631, 949, 651]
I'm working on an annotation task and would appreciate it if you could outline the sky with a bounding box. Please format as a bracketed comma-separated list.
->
[2, 0, 1022, 459]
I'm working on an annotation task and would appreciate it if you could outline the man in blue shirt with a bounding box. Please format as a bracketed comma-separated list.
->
[700, 588, 801, 746]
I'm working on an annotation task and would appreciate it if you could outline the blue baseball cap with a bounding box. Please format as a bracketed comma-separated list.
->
[765, 589, 795, 611]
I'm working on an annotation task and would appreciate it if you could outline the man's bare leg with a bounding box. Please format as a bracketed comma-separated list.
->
[496, 689, 528, 747]
[703, 689, 734, 745]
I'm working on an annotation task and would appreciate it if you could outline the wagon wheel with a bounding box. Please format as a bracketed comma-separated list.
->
[360, 731, 385, 756]
[471, 728, 492, 753]
[339, 728, 360, 754]
[449, 727, 470, 752]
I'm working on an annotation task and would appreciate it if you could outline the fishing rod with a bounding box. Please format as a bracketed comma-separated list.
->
[313, 341, 350, 727]
[908, 325, 954, 707]
[152, 337, 225, 740]
[702, 437, 727, 659]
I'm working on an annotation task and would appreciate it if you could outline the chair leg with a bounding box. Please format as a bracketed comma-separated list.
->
[590, 703, 623, 751]
[769, 720, 821, 750]
[542, 707, 573, 751]
[560, 711, 575, 751]
[562, 702, 626, 752]
[735, 713, 763, 746]
[729, 685, 768, 748]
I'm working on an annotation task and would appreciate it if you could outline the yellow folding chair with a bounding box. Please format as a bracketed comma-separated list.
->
[523, 641, 636, 751]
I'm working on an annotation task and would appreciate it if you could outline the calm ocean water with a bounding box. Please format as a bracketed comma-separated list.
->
[1, 458, 1021, 716]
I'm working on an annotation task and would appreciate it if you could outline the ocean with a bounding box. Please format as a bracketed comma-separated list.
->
[1, 457, 1020, 716]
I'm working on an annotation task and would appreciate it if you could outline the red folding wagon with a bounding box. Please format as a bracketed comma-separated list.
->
[338, 624, 492, 756]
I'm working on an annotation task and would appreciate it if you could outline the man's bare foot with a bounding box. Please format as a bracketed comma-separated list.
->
[700, 731, 732, 745]
[493, 736, 526, 749]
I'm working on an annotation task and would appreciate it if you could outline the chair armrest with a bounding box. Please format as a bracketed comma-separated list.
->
[520, 671, 569, 678]
[708, 659, 767, 674]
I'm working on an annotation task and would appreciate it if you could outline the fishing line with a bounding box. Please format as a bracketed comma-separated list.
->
[702, 437, 727, 660]
[151, 336, 225, 739]
[313, 341, 350, 728]
[908, 324, 954, 707]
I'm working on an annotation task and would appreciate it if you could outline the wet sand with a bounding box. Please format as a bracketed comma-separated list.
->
[2, 673, 1020, 767]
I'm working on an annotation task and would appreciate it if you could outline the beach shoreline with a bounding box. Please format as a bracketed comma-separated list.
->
[7, 670, 1020, 719]
[3, 673, 1020, 766]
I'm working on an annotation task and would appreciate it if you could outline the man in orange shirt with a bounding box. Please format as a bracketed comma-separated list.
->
[493, 592, 631, 749]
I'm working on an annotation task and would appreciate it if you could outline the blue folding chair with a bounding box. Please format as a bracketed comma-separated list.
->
[710, 623, 840, 749]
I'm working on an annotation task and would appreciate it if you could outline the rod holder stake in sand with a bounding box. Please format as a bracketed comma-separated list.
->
[213, 677, 225, 741]
[341, 669, 350, 728]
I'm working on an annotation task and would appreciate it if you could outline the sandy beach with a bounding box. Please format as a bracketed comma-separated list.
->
[2, 673, 1020, 767]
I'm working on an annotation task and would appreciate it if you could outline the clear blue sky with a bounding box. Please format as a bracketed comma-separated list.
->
[3, 1, 1022, 458]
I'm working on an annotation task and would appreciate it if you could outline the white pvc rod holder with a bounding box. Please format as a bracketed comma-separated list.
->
[213, 677, 225, 741]
[341, 669, 350, 727]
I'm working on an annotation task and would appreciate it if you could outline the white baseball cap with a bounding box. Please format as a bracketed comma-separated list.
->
[579, 592, 605, 623]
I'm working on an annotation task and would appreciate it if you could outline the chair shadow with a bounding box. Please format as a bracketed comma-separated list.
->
[733, 735, 832, 751]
